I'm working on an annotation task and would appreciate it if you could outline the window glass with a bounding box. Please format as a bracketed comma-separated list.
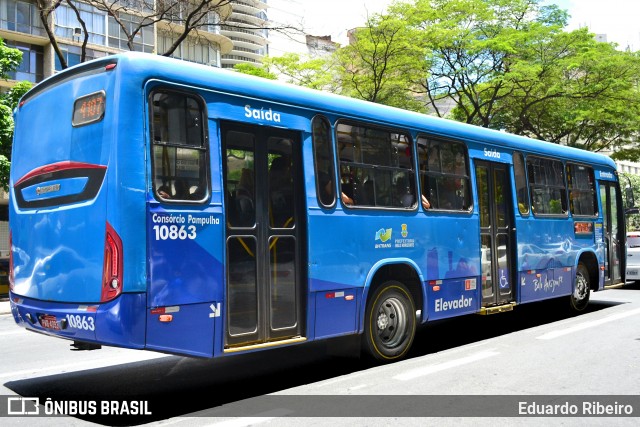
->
[513, 152, 530, 215]
[312, 116, 336, 208]
[527, 156, 567, 215]
[567, 163, 597, 216]
[151, 90, 209, 203]
[417, 137, 471, 211]
[336, 122, 414, 208]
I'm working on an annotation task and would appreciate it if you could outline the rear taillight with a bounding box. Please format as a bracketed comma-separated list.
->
[101, 222, 123, 302]
[8, 231, 13, 291]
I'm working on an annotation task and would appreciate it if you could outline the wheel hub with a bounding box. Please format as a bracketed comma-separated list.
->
[377, 312, 389, 330]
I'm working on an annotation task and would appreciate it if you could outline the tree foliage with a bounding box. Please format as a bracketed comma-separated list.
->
[334, 12, 427, 111]
[233, 53, 341, 92]
[0, 38, 22, 78]
[233, 63, 277, 80]
[622, 173, 640, 231]
[263, 53, 338, 91]
[0, 39, 32, 190]
[348, 0, 640, 157]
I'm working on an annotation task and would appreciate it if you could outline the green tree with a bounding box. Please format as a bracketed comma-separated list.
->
[335, 12, 427, 111]
[233, 63, 278, 80]
[263, 53, 338, 92]
[233, 53, 341, 93]
[1, 39, 30, 189]
[0, 38, 22, 78]
[0, 81, 32, 190]
[622, 173, 640, 231]
[376, 0, 640, 156]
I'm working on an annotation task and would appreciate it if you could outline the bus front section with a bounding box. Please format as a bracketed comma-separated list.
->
[9, 59, 146, 351]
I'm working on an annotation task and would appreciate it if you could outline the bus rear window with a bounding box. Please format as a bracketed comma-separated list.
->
[72, 91, 106, 126]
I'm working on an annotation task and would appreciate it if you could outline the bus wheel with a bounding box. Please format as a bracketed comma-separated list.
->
[570, 263, 591, 312]
[363, 281, 416, 362]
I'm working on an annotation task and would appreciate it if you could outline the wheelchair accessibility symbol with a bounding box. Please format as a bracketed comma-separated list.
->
[499, 270, 509, 288]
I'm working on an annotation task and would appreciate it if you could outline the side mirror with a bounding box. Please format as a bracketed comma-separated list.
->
[626, 184, 636, 210]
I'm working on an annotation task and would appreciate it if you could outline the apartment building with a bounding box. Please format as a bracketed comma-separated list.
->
[220, 0, 268, 68]
[0, 0, 235, 88]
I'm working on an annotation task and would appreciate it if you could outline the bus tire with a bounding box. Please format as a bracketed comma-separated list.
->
[570, 263, 591, 312]
[363, 281, 416, 362]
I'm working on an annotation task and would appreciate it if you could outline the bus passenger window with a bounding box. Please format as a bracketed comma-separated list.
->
[567, 163, 597, 217]
[513, 152, 530, 215]
[312, 116, 337, 208]
[526, 156, 567, 216]
[417, 136, 471, 211]
[335, 122, 415, 209]
[150, 90, 209, 203]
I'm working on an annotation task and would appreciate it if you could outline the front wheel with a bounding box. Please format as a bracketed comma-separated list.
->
[569, 263, 591, 312]
[363, 281, 416, 362]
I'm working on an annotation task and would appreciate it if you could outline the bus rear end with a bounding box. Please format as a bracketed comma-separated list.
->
[9, 59, 146, 350]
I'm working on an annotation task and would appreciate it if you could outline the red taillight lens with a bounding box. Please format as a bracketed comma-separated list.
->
[101, 222, 123, 302]
[8, 231, 14, 291]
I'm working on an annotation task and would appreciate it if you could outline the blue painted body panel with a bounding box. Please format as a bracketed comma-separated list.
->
[8, 52, 618, 357]
[10, 293, 146, 348]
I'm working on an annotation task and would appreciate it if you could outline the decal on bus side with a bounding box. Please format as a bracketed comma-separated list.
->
[151, 213, 220, 241]
[244, 105, 281, 123]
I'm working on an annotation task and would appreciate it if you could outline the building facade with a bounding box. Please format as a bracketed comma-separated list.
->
[220, 0, 268, 69]
[0, 0, 236, 257]
[0, 0, 234, 88]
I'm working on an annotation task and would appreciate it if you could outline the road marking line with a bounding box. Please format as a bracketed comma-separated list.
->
[536, 307, 640, 340]
[393, 350, 499, 381]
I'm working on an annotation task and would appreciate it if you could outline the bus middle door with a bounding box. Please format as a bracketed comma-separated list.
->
[222, 122, 305, 351]
[475, 160, 516, 309]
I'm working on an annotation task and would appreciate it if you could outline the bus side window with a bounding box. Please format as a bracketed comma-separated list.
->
[567, 163, 597, 217]
[417, 136, 471, 211]
[312, 116, 336, 208]
[335, 122, 415, 209]
[514, 152, 530, 215]
[150, 90, 209, 203]
[526, 156, 567, 216]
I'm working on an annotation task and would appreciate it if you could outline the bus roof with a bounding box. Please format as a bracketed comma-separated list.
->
[28, 51, 616, 170]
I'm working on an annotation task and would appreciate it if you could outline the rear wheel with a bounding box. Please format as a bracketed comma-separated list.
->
[570, 263, 591, 312]
[363, 281, 416, 362]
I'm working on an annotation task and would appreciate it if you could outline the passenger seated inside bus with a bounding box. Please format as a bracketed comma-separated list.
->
[340, 166, 357, 206]
[421, 194, 431, 210]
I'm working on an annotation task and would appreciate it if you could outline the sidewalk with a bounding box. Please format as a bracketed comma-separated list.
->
[0, 296, 10, 315]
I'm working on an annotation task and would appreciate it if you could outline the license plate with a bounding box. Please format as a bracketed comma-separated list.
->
[627, 270, 638, 276]
[39, 314, 60, 331]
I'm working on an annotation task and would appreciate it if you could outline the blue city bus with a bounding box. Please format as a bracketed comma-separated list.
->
[8, 52, 627, 361]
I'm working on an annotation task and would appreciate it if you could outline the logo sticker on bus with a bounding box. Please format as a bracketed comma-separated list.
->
[375, 228, 392, 248]
[394, 224, 415, 248]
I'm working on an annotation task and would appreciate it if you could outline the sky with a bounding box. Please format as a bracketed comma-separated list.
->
[298, 0, 640, 50]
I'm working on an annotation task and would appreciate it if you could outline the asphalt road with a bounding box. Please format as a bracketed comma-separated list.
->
[0, 283, 639, 426]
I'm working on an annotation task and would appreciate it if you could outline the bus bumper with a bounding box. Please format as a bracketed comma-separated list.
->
[10, 292, 146, 349]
